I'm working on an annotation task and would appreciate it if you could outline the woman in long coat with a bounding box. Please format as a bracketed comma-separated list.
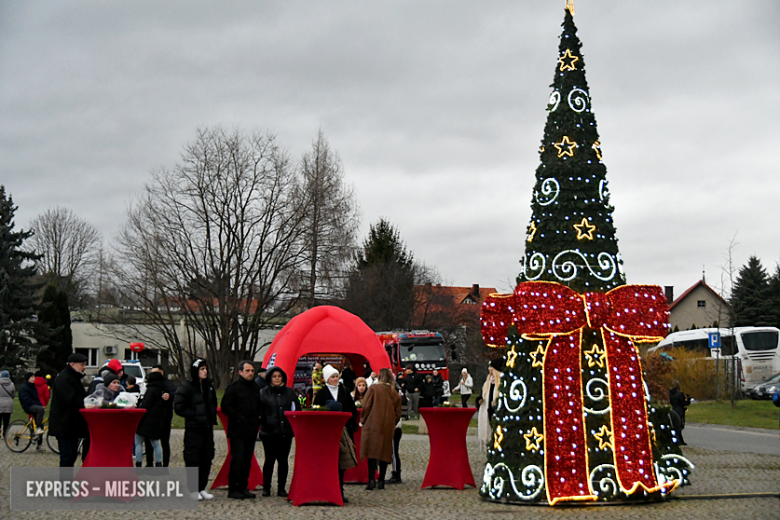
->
[475, 360, 502, 449]
[360, 368, 402, 490]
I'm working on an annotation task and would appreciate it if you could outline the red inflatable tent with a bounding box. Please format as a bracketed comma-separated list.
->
[262, 305, 390, 381]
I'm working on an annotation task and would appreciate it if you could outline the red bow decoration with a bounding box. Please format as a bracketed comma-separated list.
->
[481, 281, 671, 504]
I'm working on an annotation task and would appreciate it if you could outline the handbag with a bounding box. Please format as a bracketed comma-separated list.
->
[338, 427, 358, 470]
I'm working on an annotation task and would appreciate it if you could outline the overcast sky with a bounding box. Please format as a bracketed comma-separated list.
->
[2, 1, 779, 299]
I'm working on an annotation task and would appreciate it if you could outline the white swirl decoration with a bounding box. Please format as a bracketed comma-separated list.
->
[483, 463, 545, 501]
[548, 90, 561, 112]
[552, 250, 617, 282]
[583, 378, 611, 415]
[655, 454, 695, 488]
[503, 379, 528, 413]
[567, 88, 589, 113]
[534, 178, 560, 206]
[599, 179, 610, 202]
[589, 464, 620, 500]
[524, 252, 546, 281]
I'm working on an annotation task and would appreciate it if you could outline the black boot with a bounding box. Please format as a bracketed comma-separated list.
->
[388, 471, 403, 484]
[262, 486, 271, 497]
[366, 479, 376, 490]
[154, 462, 163, 467]
[277, 487, 288, 498]
[135, 462, 142, 468]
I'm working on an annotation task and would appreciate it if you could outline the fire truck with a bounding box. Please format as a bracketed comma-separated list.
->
[377, 331, 453, 395]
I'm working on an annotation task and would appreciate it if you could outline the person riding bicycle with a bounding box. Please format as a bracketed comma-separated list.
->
[19, 372, 46, 436]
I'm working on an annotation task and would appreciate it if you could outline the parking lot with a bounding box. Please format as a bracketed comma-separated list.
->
[0, 426, 778, 520]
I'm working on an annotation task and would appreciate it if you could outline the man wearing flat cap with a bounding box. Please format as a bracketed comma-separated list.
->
[49, 353, 90, 466]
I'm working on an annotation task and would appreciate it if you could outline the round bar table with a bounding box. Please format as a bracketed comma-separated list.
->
[419, 407, 477, 489]
[211, 407, 263, 490]
[285, 411, 350, 506]
[81, 408, 146, 467]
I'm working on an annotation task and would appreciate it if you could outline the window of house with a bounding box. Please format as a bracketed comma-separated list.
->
[697, 300, 706, 308]
[75, 348, 99, 367]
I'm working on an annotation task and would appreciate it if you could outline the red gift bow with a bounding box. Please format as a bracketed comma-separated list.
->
[483, 281, 671, 504]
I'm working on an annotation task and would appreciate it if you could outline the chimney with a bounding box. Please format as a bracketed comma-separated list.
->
[664, 286, 674, 305]
[472, 284, 480, 297]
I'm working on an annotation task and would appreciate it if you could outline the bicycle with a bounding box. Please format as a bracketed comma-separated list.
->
[4, 415, 60, 454]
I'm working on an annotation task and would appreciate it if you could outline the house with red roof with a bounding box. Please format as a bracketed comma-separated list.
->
[667, 279, 731, 332]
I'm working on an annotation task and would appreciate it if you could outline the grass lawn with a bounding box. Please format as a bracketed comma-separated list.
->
[686, 398, 780, 430]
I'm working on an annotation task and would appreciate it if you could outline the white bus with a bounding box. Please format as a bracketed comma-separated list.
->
[648, 327, 780, 389]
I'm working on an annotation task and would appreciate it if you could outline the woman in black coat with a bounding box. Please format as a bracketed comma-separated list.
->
[174, 359, 218, 500]
[134, 371, 167, 467]
[669, 380, 692, 446]
[313, 364, 358, 503]
[258, 366, 297, 497]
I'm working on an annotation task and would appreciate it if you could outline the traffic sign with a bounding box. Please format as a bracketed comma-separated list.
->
[708, 332, 721, 349]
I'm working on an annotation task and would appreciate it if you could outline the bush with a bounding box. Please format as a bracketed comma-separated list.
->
[643, 348, 732, 401]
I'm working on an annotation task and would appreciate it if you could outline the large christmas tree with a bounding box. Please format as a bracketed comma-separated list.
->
[479, 4, 693, 505]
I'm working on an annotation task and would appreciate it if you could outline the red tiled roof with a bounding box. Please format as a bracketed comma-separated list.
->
[669, 280, 730, 310]
[412, 284, 497, 328]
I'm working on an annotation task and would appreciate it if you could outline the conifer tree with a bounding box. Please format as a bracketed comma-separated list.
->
[35, 284, 73, 376]
[731, 256, 773, 327]
[0, 186, 42, 372]
[479, 6, 691, 505]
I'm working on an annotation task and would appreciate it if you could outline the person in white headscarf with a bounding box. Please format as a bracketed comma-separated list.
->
[475, 360, 502, 448]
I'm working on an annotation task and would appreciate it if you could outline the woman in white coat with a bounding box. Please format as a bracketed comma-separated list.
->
[475, 361, 502, 449]
[452, 368, 473, 408]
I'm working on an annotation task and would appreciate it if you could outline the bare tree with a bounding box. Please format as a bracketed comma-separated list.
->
[298, 130, 360, 306]
[111, 127, 307, 386]
[27, 206, 101, 305]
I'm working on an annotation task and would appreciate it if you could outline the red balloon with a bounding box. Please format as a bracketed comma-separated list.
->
[129, 342, 145, 353]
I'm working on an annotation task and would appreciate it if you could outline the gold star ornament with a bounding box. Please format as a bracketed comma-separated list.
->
[526, 221, 537, 243]
[584, 344, 605, 368]
[494, 425, 504, 450]
[565, 0, 575, 16]
[553, 135, 578, 158]
[573, 218, 596, 241]
[524, 427, 544, 452]
[595, 425, 613, 451]
[506, 346, 518, 368]
[530, 345, 546, 368]
[558, 49, 579, 72]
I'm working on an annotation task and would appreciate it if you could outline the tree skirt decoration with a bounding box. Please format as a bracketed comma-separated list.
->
[479, 4, 692, 505]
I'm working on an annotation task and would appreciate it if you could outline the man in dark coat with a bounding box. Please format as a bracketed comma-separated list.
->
[403, 365, 423, 419]
[221, 360, 261, 499]
[254, 366, 267, 391]
[49, 353, 89, 467]
[145, 365, 176, 467]
[341, 361, 356, 393]
[174, 358, 217, 500]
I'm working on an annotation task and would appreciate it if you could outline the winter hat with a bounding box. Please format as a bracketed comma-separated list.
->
[322, 364, 339, 385]
[103, 374, 119, 386]
[107, 359, 123, 373]
[489, 358, 504, 371]
[190, 358, 207, 381]
[24, 372, 35, 381]
[325, 400, 343, 411]
[0, 370, 9, 378]
[68, 353, 88, 363]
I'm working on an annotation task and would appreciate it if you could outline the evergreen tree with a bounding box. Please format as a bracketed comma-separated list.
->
[731, 256, 773, 326]
[0, 186, 42, 373]
[479, 7, 690, 505]
[35, 284, 73, 376]
[768, 264, 780, 330]
[344, 218, 415, 330]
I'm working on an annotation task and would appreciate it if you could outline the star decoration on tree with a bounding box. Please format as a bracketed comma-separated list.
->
[592, 140, 602, 160]
[526, 221, 537, 243]
[558, 49, 579, 71]
[530, 345, 546, 368]
[506, 346, 519, 368]
[494, 425, 504, 450]
[565, 0, 575, 16]
[553, 135, 578, 157]
[584, 343, 605, 368]
[595, 425, 613, 451]
[573, 217, 596, 240]
[524, 427, 544, 452]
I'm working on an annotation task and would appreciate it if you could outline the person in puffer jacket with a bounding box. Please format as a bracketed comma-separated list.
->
[174, 358, 217, 501]
[258, 366, 297, 498]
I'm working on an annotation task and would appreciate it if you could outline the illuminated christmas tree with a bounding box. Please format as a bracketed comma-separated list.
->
[479, 3, 693, 505]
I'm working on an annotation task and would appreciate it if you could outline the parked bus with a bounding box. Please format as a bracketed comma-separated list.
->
[377, 331, 453, 394]
[647, 326, 780, 389]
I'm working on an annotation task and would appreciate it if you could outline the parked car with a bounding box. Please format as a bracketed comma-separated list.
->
[745, 372, 780, 400]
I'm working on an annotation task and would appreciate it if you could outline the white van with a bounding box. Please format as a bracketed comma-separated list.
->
[648, 327, 780, 389]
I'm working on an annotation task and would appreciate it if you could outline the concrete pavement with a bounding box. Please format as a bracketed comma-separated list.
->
[1, 425, 778, 519]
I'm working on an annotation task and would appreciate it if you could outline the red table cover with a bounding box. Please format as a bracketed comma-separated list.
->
[285, 411, 350, 506]
[211, 407, 264, 490]
[420, 407, 477, 489]
[81, 408, 146, 467]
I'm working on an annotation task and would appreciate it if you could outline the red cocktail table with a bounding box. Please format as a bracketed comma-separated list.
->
[285, 411, 350, 506]
[211, 407, 263, 490]
[419, 407, 477, 489]
[81, 408, 146, 467]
